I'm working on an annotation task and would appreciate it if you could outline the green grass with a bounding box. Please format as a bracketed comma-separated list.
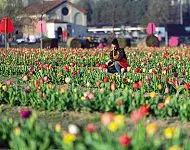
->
[0, 104, 100, 129]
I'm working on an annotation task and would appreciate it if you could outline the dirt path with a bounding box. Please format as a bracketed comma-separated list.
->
[0, 105, 190, 134]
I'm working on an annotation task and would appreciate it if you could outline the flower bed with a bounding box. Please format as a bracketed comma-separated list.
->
[0, 110, 189, 150]
[0, 47, 189, 120]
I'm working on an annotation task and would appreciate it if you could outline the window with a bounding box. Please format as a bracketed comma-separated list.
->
[62, 7, 69, 16]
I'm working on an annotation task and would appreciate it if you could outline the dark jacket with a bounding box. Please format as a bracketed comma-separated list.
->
[110, 48, 127, 61]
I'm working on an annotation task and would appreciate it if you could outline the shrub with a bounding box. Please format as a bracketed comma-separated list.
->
[66, 38, 81, 48]
[42, 38, 58, 49]
[118, 38, 131, 48]
[146, 34, 159, 47]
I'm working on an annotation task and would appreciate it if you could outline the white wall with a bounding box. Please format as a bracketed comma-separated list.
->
[47, 2, 87, 26]
[47, 23, 55, 38]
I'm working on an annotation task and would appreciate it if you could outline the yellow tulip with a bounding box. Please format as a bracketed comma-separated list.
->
[2, 85, 7, 91]
[158, 84, 162, 90]
[150, 91, 156, 98]
[164, 127, 176, 139]
[55, 123, 61, 133]
[47, 84, 54, 89]
[63, 133, 76, 144]
[168, 145, 183, 150]
[165, 96, 172, 105]
[162, 70, 167, 75]
[114, 115, 125, 127]
[146, 123, 157, 136]
[108, 122, 118, 132]
[81, 96, 86, 100]
[57, 73, 62, 77]
[14, 127, 21, 136]
[60, 87, 65, 94]
[39, 70, 43, 74]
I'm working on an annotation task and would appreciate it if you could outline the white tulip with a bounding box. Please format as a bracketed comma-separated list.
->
[65, 77, 71, 84]
[68, 124, 79, 135]
[86, 81, 90, 87]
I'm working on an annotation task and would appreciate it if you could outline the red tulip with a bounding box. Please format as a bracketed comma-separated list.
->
[72, 71, 77, 76]
[28, 71, 33, 75]
[184, 83, 190, 90]
[103, 77, 109, 83]
[23, 75, 29, 81]
[165, 66, 169, 71]
[101, 112, 114, 125]
[133, 82, 139, 89]
[165, 87, 170, 94]
[138, 81, 144, 87]
[135, 68, 140, 73]
[95, 62, 100, 67]
[151, 70, 156, 75]
[173, 72, 178, 77]
[6, 80, 12, 86]
[48, 64, 53, 70]
[117, 100, 123, 105]
[157, 74, 161, 80]
[165, 77, 169, 83]
[85, 123, 97, 133]
[173, 80, 179, 87]
[70, 62, 76, 67]
[110, 82, 116, 91]
[169, 65, 174, 69]
[40, 78, 44, 84]
[139, 105, 149, 116]
[130, 109, 142, 123]
[64, 66, 69, 72]
[34, 80, 39, 87]
[96, 81, 101, 87]
[119, 134, 131, 147]
[40, 93, 46, 98]
[101, 64, 107, 69]
[43, 76, 48, 82]
[157, 103, 165, 109]
[145, 75, 151, 83]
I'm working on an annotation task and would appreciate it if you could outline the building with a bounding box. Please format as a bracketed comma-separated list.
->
[19, 0, 87, 40]
[22, 0, 81, 7]
[88, 26, 145, 38]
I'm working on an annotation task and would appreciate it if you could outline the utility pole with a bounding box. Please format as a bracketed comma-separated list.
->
[179, 0, 183, 24]
[5, 17, 7, 50]
[40, 0, 44, 50]
[40, 15, 43, 50]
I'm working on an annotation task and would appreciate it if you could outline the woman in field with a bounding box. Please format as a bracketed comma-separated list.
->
[107, 38, 130, 77]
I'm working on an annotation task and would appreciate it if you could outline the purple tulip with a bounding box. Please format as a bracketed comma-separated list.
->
[24, 88, 31, 94]
[20, 108, 32, 119]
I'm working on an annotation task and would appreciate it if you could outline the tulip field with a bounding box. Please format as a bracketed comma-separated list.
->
[0, 46, 190, 149]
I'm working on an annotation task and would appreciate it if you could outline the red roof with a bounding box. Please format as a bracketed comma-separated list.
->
[24, 0, 87, 15]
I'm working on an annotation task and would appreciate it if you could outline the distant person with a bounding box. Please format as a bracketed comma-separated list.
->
[107, 38, 130, 77]
[27, 36, 29, 42]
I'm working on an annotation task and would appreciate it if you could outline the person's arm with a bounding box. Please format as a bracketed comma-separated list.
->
[113, 49, 125, 61]
[110, 51, 114, 61]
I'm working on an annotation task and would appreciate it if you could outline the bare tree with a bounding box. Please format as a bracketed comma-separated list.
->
[143, 0, 171, 25]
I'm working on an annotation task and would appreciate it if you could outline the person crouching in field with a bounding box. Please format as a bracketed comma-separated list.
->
[107, 38, 130, 77]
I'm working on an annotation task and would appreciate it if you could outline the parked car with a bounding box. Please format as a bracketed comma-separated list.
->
[16, 38, 26, 44]
[28, 35, 36, 44]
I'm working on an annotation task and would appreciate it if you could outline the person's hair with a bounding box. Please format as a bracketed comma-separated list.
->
[111, 38, 119, 48]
